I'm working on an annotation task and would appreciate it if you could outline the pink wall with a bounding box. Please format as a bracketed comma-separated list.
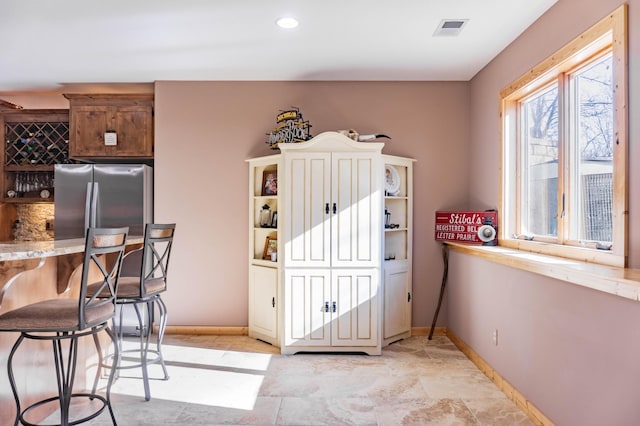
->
[451, 0, 640, 424]
[154, 81, 470, 326]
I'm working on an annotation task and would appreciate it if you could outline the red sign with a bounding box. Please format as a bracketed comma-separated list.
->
[434, 211, 498, 244]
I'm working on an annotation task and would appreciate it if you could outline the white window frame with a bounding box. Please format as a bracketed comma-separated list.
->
[499, 5, 628, 267]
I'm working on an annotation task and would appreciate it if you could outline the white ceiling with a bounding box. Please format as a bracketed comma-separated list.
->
[0, 0, 557, 92]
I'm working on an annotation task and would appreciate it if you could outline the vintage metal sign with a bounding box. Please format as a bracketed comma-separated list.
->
[434, 210, 498, 244]
[266, 107, 312, 149]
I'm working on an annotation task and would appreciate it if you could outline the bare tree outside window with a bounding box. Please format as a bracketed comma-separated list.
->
[523, 86, 559, 237]
[572, 55, 613, 242]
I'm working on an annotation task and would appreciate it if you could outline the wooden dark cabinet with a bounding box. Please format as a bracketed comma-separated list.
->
[64, 94, 153, 158]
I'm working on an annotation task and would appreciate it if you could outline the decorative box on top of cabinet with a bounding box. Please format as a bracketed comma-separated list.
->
[247, 131, 414, 355]
[1, 109, 70, 203]
[64, 93, 153, 159]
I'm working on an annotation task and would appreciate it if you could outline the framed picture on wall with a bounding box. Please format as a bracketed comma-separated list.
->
[262, 170, 278, 196]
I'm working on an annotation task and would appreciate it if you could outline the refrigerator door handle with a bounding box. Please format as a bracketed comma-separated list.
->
[84, 182, 93, 231]
[91, 182, 99, 228]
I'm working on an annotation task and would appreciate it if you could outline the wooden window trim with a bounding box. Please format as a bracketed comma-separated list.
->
[499, 4, 628, 267]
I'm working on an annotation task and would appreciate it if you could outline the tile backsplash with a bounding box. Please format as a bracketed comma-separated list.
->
[14, 203, 54, 241]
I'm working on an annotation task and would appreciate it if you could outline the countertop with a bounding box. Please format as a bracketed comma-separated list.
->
[0, 236, 144, 261]
[445, 241, 640, 302]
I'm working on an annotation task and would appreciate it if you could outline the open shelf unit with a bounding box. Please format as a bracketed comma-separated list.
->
[382, 155, 415, 345]
[249, 157, 279, 265]
[1, 110, 71, 203]
[247, 154, 280, 346]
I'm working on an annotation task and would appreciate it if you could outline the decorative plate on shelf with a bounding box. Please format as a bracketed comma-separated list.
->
[385, 165, 400, 196]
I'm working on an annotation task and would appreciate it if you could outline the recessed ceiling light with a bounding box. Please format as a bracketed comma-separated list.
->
[276, 17, 299, 29]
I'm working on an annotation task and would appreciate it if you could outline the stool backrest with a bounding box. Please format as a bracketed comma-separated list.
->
[80, 227, 129, 329]
[140, 223, 176, 295]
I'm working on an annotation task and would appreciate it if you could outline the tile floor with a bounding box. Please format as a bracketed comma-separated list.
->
[45, 334, 533, 425]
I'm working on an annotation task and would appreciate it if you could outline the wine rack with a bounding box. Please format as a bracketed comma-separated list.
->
[1, 111, 71, 202]
[5, 121, 70, 166]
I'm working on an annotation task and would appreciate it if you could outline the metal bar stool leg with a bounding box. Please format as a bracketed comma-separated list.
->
[104, 325, 120, 425]
[52, 333, 77, 426]
[133, 302, 151, 401]
[155, 297, 169, 380]
[90, 330, 105, 397]
[7, 334, 25, 426]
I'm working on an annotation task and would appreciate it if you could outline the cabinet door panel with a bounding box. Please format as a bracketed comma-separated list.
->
[333, 157, 354, 263]
[332, 154, 380, 268]
[332, 269, 378, 347]
[249, 265, 278, 339]
[70, 106, 109, 156]
[285, 154, 330, 267]
[284, 270, 331, 347]
[383, 267, 411, 339]
[112, 106, 153, 156]
[308, 157, 330, 263]
[288, 157, 306, 262]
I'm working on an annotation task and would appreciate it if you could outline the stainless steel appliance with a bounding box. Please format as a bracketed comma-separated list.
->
[54, 163, 153, 335]
[54, 164, 153, 239]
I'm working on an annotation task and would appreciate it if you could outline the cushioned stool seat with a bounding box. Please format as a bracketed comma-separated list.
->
[0, 298, 113, 331]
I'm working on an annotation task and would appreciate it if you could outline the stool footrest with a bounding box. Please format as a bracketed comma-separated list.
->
[20, 393, 108, 426]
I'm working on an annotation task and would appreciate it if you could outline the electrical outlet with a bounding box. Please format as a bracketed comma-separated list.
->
[492, 329, 498, 346]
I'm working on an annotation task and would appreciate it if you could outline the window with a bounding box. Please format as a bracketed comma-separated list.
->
[500, 5, 627, 267]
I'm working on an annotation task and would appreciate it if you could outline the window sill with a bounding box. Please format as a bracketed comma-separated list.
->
[444, 242, 640, 302]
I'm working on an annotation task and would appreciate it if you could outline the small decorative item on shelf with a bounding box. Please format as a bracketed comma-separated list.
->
[270, 211, 278, 228]
[263, 236, 277, 260]
[478, 214, 498, 246]
[385, 209, 391, 228]
[265, 107, 312, 150]
[260, 204, 272, 228]
[385, 165, 400, 196]
[262, 170, 278, 196]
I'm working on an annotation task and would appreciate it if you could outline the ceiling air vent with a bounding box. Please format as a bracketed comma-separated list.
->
[433, 19, 468, 37]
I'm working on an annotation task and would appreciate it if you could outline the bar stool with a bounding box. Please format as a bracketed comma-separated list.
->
[89, 223, 175, 402]
[0, 227, 129, 426]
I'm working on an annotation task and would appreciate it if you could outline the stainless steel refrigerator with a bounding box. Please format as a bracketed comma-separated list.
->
[54, 163, 153, 240]
[54, 163, 154, 335]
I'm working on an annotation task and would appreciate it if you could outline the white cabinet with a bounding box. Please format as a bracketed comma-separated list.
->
[283, 152, 380, 269]
[283, 153, 331, 267]
[248, 265, 278, 344]
[280, 133, 383, 354]
[247, 132, 414, 354]
[284, 269, 379, 353]
[383, 263, 411, 342]
[247, 155, 280, 346]
[382, 156, 415, 345]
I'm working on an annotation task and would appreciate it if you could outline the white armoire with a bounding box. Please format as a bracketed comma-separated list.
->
[248, 131, 413, 355]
